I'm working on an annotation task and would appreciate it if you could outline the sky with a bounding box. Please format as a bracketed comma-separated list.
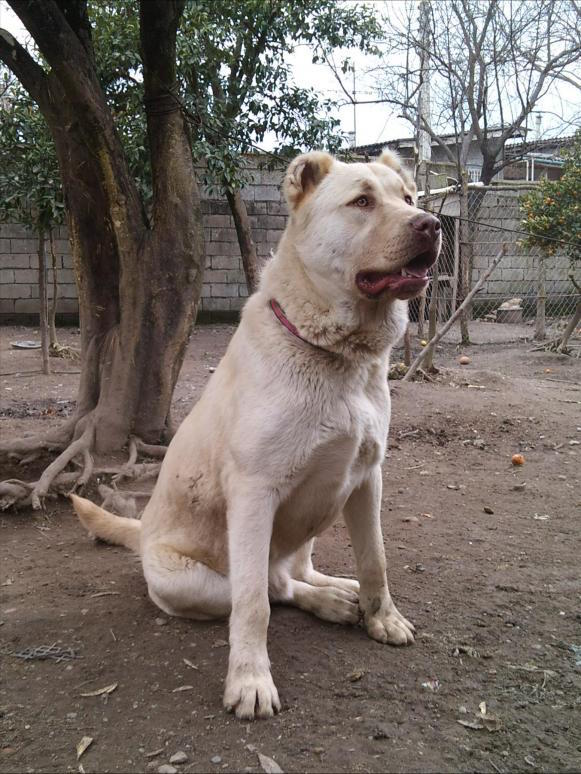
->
[1, 0, 579, 150]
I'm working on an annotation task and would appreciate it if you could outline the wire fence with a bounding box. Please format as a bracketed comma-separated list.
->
[411, 190, 580, 351]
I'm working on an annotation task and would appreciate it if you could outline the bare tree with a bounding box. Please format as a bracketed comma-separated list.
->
[371, 0, 581, 342]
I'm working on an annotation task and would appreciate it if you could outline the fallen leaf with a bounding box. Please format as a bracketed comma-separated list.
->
[172, 685, 193, 692]
[457, 719, 483, 730]
[347, 669, 365, 682]
[447, 484, 459, 490]
[211, 639, 228, 649]
[76, 736, 93, 760]
[89, 591, 120, 598]
[80, 683, 118, 697]
[421, 679, 440, 692]
[144, 747, 165, 759]
[183, 658, 198, 670]
[258, 752, 284, 773]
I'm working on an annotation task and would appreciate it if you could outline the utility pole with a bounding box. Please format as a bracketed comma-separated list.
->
[352, 64, 357, 147]
[416, 0, 432, 340]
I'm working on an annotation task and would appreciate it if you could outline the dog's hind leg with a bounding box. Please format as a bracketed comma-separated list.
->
[269, 558, 359, 625]
[290, 539, 360, 595]
[143, 543, 231, 620]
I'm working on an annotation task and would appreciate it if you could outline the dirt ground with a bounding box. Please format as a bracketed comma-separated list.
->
[1, 322, 580, 774]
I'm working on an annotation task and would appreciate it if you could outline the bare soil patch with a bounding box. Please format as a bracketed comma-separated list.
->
[1, 324, 580, 773]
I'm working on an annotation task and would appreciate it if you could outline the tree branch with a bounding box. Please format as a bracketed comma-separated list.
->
[0, 29, 49, 109]
[8, 0, 147, 254]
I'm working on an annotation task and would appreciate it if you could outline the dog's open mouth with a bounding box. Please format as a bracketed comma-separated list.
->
[356, 250, 437, 300]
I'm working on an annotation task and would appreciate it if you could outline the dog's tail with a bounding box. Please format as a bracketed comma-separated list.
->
[70, 494, 141, 554]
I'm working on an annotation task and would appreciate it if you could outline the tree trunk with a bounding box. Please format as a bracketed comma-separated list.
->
[417, 293, 426, 337]
[458, 177, 472, 344]
[226, 188, 259, 294]
[48, 228, 59, 348]
[403, 324, 411, 366]
[37, 228, 50, 375]
[424, 260, 439, 370]
[535, 254, 546, 341]
[557, 300, 581, 352]
[1, 0, 205, 465]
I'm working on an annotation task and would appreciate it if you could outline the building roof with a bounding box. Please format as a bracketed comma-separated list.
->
[352, 132, 577, 159]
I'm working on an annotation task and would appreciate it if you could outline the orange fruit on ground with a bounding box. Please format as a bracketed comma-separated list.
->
[511, 453, 525, 466]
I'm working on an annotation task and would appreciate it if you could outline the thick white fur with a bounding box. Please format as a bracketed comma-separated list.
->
[72, 148, 438, 721]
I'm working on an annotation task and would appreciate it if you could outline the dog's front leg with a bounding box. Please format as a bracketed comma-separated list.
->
[224, 486, 281, 720]
[344, 466, 415, 645]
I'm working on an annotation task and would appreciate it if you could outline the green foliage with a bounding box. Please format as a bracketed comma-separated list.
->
[521, 133, 581, 264]
[177, 0, 381, 192]
[0, 72, 65, 232]
[1, 0, 380, 216]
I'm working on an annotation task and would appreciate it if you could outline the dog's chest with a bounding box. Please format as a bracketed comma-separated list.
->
[274, 380, 389, 547]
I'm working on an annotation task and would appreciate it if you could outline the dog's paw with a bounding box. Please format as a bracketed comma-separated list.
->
[308, 585, 360, 624]
[224, 666, 281, 720]
[365, 604, 415, 646]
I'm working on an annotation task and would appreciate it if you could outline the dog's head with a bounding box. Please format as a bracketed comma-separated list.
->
[282, 149, 441, 302]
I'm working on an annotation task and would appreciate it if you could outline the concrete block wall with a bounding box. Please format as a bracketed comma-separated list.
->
[0, 157, 289, 323]
[472, 190, 572, 302]
[2, 164, 572, 323]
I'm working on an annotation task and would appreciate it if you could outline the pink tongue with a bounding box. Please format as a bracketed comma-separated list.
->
[357, 272, 428, 296]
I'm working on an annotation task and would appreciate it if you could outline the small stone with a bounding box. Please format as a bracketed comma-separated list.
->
[402, 516, 419, 523]
[158, 766, 178, 774]
[513, 482, 526, 491]
[208, 367, 216, 373]
[169, 752, 188, 765]
[557, 474, 567, 480]
[155, 617, 168, 626]
[483, 506, 494, 514]
[211, 756, 222, 765]
[458, 355, 471, 365]
[569, 440, 580, 446]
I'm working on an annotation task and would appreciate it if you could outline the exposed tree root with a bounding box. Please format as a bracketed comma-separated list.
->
[0, 419, 167, 511]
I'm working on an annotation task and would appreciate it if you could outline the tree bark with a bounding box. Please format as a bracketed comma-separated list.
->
[535, 255, 546, 341]
[458, 176, 472, 344]
[1, 0, 206, 459]
[48, 228, 59, 348]
[558, 300, 581, 353]
[37, 229, 50, 375]
[226, 188, 259, 294]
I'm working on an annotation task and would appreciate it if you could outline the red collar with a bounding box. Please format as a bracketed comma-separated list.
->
[269, 299, 332, 354]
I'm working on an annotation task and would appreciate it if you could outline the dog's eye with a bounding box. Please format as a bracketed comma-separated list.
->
[354, 195, 369, 208]
[404, 194, 413, 205]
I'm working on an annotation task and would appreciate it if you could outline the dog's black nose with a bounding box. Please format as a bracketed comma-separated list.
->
[410, 212, 441, 241]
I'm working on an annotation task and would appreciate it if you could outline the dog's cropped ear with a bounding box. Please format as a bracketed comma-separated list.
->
[283, 151, 334, 210]
[377, 148, 417, 200]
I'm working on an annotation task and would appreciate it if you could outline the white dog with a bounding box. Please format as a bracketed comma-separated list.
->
[72, 149, 441, 720]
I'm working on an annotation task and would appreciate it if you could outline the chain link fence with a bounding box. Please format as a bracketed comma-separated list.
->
[410, 187, 580, 355]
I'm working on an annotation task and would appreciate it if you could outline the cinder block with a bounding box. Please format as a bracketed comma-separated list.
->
[0, 254, 33, 269]
[501, 268, 524, 281]
[0, 299, 15, 313]
[201, 283, 211, 298]
[56, 298, 79, 313]
[0, 284, 29, 299]
[211, 228, 237, 243]
[202, 297, 228, 312]
[266, 230, 283, 245]
[206, 270, 227, 284]
[14, 298, 39, 313]
[0, 224, 31, 238]
[248, 202, 268, 215]
[10, 238, 38, 253]
[255, 186, 280, 202]
[239, 285, 249, 298]
[0, 269, 15, 284]
[206, 214, 232, 228]
[0, 238, 12, 253]
[229, 297, 246, 311]
[226, 270, 246, 284]
[211, 283, 238, 298]
[267, 201, 287, 215]
[13, 269, 38, 284]
[60, 284, 78, 299]
[240, 188, 255, 202]
[211, 255, 238, 270]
